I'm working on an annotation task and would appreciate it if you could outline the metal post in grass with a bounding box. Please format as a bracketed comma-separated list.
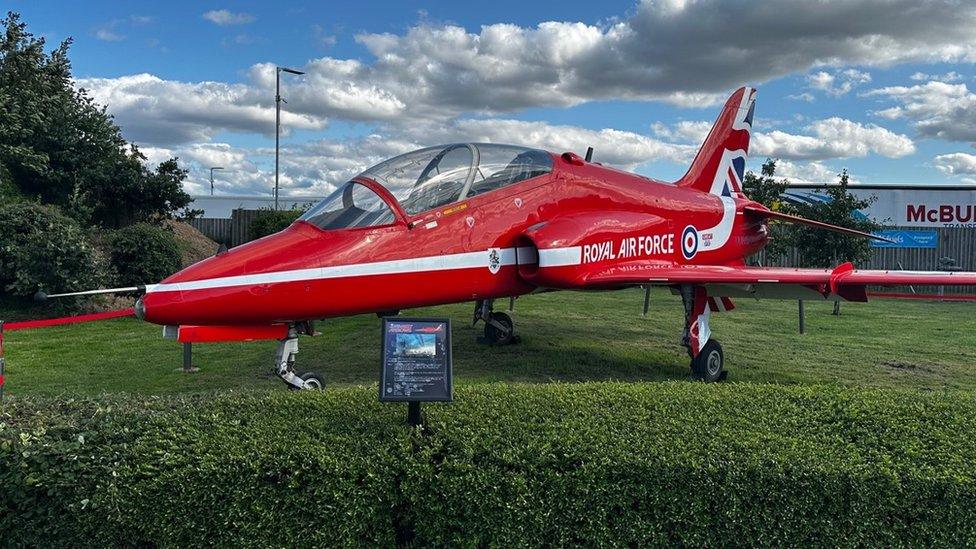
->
[798, 300, 805, 334]
[182, 342, 198, 373]
[642, 286, 652, 317]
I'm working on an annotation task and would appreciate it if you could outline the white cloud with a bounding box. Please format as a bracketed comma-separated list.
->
[71, 0, 976, 194]
[807, 69, 871, 96]
[934, 152, 976, 175]
[157, 115, 911, 195]
[788, 92, 815, 102]
[137, 146, 174, 167]
[75, 73, 327, 145]
[771, 159, 842, 184]
[311, 24, 337, 47]
[910, 71, 963, 82]
[164, 118, 696, 196]
[84, 0, 976, 148]
[650, 120, 712, 145]
[752, 118, 915, 160]
[330, 0, 976, 114]
[95, 28, 124, 42]
[411, 118, 694, 169]
[202, 10, 255, 26]
[866, 82, 976, 143]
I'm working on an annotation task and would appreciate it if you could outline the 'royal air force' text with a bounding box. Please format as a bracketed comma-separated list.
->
[582, 235, 674, 263]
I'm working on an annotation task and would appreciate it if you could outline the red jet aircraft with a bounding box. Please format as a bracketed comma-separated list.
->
[48, 87, 976, 388]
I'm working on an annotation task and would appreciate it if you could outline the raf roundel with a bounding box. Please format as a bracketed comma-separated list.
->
[681, 225, 699, 260]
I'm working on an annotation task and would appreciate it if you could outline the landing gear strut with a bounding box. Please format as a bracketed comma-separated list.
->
[275, 323, 324, 390]
[679, 284, 726, 382]
[474, 298, 517, 345]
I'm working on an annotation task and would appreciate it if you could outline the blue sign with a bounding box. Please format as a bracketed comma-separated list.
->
[871, 230, 939, 248]
[379, 318, 453, 402]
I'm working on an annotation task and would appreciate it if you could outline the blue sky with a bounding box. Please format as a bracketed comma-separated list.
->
[8, 0, 976, 195]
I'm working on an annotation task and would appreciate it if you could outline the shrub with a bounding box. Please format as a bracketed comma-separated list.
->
[249, 208, 305, 240]
[0, 202, 105, 300]
[2, 384, 975, 546]
[109, 223, 182, 286]
[0, 391, 404, 547]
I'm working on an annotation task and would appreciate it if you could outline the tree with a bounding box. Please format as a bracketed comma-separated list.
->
[0, 12, 191, 228]
[80, 154, 193, 228]
[249, 207, 309, 240]
[742, 159, 794, 261]
[777, 170, 883, 268]
[742, 158, 791, 211]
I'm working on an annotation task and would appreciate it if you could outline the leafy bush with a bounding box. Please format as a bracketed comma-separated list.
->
[0, 202, 105, 299]
[0, 161, 21, 203]
[2, 384, 975, 546]
[108, 223, 182, 286]
[248, 208, 306, 240]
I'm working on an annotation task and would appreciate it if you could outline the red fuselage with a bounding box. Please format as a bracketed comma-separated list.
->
[139, 153, 768, 326]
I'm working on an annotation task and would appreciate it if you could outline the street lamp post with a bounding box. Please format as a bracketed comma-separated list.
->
[275, 66, 305, 210]
[209, 166, 224, 196]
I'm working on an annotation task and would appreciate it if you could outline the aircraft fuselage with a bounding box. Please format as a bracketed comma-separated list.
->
[139, 153, 767, 326]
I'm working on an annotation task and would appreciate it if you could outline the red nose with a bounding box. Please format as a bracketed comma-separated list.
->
[138, 223, 324, 326]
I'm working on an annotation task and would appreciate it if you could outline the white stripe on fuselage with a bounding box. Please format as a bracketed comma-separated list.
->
[148, 247, 545, 294]
[143, 240, 969, 296]
[538, 246, 582, 267]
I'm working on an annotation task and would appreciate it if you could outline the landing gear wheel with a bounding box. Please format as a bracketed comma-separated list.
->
[691, 340, 725, 382]
[288, 371, 325, 391]
[484, 311, 515, 345]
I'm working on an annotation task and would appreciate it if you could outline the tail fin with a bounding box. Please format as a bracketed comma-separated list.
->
[675, 86, 756, 198]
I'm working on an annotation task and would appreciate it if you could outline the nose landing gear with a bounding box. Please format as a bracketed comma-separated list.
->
[275, 323, 324, 390]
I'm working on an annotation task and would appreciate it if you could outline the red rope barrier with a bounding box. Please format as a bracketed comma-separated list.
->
[4, 308, 134, 331]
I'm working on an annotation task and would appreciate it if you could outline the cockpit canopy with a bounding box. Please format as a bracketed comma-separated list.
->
[300, 143, 552, 230]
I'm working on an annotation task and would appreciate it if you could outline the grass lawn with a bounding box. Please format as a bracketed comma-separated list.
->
[2, 288, 975, 398]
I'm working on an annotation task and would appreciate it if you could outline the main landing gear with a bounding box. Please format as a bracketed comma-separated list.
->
[274, 323, 325, 390]
[679, 284, 727, 382]
[473, 298, 517, 345]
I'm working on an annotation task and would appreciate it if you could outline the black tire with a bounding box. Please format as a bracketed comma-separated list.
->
[288, 371, 325, 391]
[691, 340, 724, 382]
[484, 311, 515, 345]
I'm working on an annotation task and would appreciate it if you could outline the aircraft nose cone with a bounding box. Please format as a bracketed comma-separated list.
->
[136, 223, 323, 326]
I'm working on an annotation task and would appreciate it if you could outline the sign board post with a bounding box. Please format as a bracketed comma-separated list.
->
[379, 318, 453, 427]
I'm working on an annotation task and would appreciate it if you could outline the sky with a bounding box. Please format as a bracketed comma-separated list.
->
[8, 0, 976, 197]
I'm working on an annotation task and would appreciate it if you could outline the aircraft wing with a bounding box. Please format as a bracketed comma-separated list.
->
[573, 262, 976, 302]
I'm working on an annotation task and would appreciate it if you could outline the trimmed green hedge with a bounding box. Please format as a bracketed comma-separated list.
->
[3, 383, 975, 546]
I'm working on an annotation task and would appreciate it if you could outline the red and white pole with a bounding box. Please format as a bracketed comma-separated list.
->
[0, 320, 6, 404]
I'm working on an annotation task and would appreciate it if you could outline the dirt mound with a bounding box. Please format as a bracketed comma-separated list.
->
[166, 220, 219, 268]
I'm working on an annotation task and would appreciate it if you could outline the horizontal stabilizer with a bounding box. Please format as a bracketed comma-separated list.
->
[744, 206, 893, 243]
